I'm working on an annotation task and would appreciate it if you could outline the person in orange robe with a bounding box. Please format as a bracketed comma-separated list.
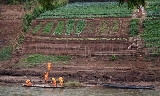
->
[47, 62, 52, 71]
[44, 72, 49, 82]
[51, 78, 57, 87]
[25, 79, 32, 86]
[59, 77, 64, 86]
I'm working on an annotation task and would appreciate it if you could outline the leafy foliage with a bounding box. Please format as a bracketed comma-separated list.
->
[38, 2, 132, 19]
[146, 0, 160, 17]
[110, 20, 119, 34]
[129, 19, 139, 36]
[142, 19, 160, 48]
[22, 13, 32, 32]
[66, 19, 75, 35]
[119, 0, 146, 9]
[75, 20, 85, 35]
[97, 20, 108, 35]
[32, 22, 43, 33]
[0, 46, 11, 61]
[54, 21, 64, 35]
[42, 22, 54, 34]
[23, 54, 71, 67]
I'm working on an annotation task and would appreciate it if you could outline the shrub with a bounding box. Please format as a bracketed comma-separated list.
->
[0, 46, 11, 61]
[22, 13, 32, 32]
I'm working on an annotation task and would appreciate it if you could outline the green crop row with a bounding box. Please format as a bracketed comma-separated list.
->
[37, 2, 132, 19]
[129, 19, 139, 37]
[66, 19, 75, 35]
[75, 20, 86, 36]
[31, 19, 124, 36]
[54, 21, 64, 35]
[42, 22, 54, 34]
[142, 18, 160, 53]
[32, 22, 43, 33]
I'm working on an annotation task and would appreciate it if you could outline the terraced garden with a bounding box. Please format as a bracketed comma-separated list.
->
[20, 1, 160, 56]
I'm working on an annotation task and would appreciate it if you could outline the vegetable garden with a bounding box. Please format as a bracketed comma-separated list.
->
[141, 0, 160, 55]
[20, 1, 160, 56]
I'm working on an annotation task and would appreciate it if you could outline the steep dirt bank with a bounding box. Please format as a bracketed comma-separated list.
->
[0, 56, 160, 86]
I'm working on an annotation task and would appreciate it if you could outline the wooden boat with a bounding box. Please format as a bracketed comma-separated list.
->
[101, 83, 155, 89]
[22, 84, 64, 88]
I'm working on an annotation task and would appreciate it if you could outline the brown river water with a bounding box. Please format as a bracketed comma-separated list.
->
[0, 84, 160, 96]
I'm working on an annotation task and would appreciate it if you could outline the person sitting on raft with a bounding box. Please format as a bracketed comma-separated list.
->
[25, 79, 32, 86]
[51, 78, 57, 87]
[59, 77, 64, 86]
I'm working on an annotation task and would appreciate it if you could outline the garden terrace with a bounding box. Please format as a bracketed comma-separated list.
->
[21, 17, 137, 56]
[37, 2, 132, 19]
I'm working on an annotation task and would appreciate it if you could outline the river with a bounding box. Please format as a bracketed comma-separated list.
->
[0, 84, 160, 96]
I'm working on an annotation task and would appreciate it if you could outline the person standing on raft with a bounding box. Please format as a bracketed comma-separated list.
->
[44, 72, 49, 83]
[25, 79, 32, 86]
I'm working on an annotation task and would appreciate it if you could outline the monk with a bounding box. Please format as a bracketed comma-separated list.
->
[25, 79, 32, 86]
[44, 72, 49, 82]
[51, 78, 57, 87]
[59, 77, 64, 86]
[47, 62, 52, 71]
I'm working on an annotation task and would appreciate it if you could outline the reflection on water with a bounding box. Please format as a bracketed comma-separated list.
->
[0, 85, 160, 96]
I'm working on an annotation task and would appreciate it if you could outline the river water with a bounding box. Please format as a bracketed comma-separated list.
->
[0, 85, 160, 96]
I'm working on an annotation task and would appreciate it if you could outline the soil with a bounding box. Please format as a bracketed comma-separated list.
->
[0, 4, 160, 88]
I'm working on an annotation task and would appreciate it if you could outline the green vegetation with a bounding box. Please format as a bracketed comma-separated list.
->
[66, 19, 75, 35]
[39, 0, 68, 10]
[64, 81, 82, 87]
[129, 19, 139, 37]
[75, 20, 85, 35]
[110, 20, 119, 34]
[110, 55, 117, 61]
[32, 22, 43, 33]
[146, 0, 160, 17]
[0, 46, 11, 61]
[38, 2, 132, 19]
[140, 0, 160, 55]
[42, 22, 54, 34]
[23, 54, 71, 67]
[97, 20, 108, 35]
[86, 20, 96, 33]
[119, 0, 145, 9]
[54, 21, 64, 35]
[142, 19, 160, 48]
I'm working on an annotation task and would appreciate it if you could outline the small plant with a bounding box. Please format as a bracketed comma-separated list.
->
[0, 46, 11, 61]
[53, 21, 64, 35]
[42, 22, 54, 34]
[110, 55, 117, 61]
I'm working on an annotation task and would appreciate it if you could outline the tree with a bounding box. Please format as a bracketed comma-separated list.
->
[38, 0, 53, 10]
[119, 0, 146, 9]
